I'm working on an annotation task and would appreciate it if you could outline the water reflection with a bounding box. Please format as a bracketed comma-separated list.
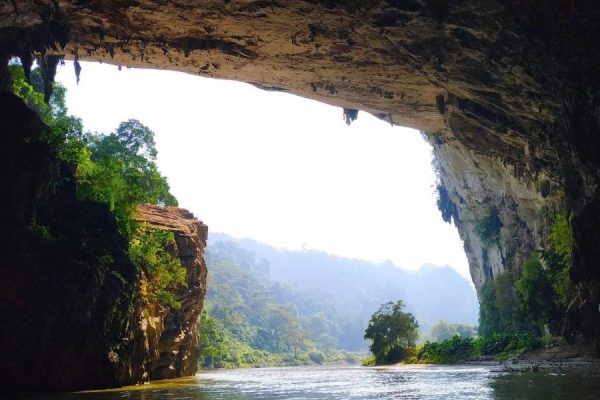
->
[32, 365, 600, 400]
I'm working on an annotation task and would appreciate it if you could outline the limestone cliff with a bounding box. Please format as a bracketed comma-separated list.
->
[128, 204, 208, 382]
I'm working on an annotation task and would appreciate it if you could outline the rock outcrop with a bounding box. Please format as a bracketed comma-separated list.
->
[1, 0, 600, 392]
[0, 94, 208, 395]
[128, 204, 208, 382]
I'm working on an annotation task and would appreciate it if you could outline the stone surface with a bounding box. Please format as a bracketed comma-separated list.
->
[131, 204, 208, 382]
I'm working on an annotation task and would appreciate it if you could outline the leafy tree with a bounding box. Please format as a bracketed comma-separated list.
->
[493, 271, 520, 331]
[364, 300, 419, 363]
[543, 211, 572, 309]
[515, 253, 557, 332]
[429, 320, 457, 342]
[9, 63, 85, 163]
[478, 280, 501, 336]
[77, 120, 177, 234]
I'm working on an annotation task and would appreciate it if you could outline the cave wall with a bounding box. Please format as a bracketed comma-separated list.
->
[1, 0, 600, 392]
[0, 91, 209, 395]
[0, 92, 137, 394]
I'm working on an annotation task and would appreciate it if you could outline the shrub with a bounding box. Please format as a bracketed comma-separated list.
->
[361, 356, 376, 366]
[475, 332, 537, 356]
[308, 352, 325, 364]
[129, 226, 187, 309]
[417, 336, 476, 363]
[476, 208, 502, 244]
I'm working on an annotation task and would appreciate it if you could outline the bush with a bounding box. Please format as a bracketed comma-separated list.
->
[416, 336, 476, 364]
[361, 355, 376, 366]
[308, 352, 325, 364]
[476, 208, 502, 244]
[129, 226, 187, 309]
[475, 332, 537, 356]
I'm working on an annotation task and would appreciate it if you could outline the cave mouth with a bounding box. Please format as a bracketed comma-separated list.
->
[56, 60, 471, 280]
[3, 0, 600, 394]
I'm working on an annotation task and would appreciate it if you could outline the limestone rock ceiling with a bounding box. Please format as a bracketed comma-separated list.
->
[1, 0, 562, 168]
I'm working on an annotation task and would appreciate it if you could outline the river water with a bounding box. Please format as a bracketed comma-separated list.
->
[35, 365, 600, 400]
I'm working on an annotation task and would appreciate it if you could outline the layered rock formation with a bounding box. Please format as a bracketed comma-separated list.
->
[1, 0, 600, 392]
[129, 204, 208, 382]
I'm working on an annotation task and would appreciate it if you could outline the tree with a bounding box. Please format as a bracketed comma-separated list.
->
[515, 253, 555, 332]
[77, 119, 177, 233]
[478, 281, 501, 336]
[364, 300, 419, 363]
[430, 320, 458, 342]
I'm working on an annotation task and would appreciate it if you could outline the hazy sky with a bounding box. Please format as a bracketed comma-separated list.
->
[55, 61, 470, 280]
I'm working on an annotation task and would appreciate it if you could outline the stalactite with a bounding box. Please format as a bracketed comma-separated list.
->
[19, 50, 33, 84]
[74, 59, 81, 84]
[39, 54, 62, 103]
[343, 108, 359, 125]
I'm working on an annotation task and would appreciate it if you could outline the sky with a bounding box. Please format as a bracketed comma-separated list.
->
[55, 61, 471, 280]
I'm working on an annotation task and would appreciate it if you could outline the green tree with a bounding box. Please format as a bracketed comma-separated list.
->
[430, 320, 458, 342]
[493, 271, 519, 330]
[364, 300, 419, 363]
[515, 253, 557, 332]
[478, 281, 501, 336]
[77, 120, 177, 234]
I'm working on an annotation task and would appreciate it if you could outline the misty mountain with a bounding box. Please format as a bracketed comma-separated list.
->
[208, 232, 479, 350]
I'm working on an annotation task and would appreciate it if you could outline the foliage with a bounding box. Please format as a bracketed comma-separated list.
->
[543, 211, 572, 308]
[475, 332, 537, 356]
[515, 253, 558, 332]
[200, 241, 359, 368]
[9, 63, 177, 238]
[476, 208, 502, 244]
[415, 335, 476, 364]
[129, 226, 187, 309]
[478, 280, 501, 336]
[361, 355, 376, 366]
[428, 320, 477, 342]
[9, 64, 86, 164]
[409, 332, 538, 364]
[78, 120, 177, 235]
[364, 301, 419, 364]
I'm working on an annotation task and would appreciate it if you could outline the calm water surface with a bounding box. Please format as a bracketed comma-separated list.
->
[37, 365, 600, 400]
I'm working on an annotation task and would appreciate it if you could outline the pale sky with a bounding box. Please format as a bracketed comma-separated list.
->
[55, 61, 470, 280]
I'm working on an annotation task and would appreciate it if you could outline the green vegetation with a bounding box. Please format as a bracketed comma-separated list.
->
[363, 301, 419, 364]
[364, 209, 574, 366]
[427, 320, 477, 342]
[476, 208, 502, 244]
[129, 226, 187, 309]
[409, 332, 538, 364]
[10, 62, 182, 310]
[199, 241, 360, 368]
[478, 210, 573, 337]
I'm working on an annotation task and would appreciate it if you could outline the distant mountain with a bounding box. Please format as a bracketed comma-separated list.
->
[208, 232, 479, 350]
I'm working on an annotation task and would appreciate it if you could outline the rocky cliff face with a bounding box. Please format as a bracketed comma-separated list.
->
[0, 93, 208, 394]
[1, 0, 600, 392]
[128, 204, 208, 382]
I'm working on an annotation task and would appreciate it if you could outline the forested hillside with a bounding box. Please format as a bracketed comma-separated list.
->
[199, 240, 358, 367]
[204, 233, 478, 355]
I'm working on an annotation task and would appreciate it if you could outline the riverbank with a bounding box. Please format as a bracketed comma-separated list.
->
[370, 341, 600, 373]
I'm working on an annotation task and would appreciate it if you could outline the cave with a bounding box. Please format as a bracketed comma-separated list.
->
[1, 0, 600, 395]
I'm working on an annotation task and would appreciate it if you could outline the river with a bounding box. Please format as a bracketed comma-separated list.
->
[33, 364, 600, 400]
